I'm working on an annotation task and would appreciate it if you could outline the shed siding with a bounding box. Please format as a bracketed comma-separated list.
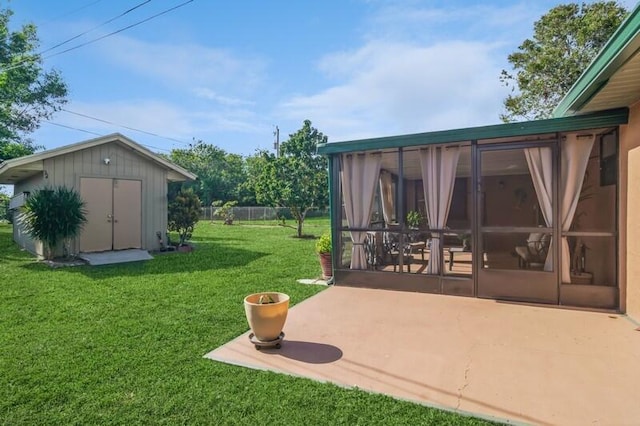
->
[16, 141, 169, 254]
[13, 172, 46, 257]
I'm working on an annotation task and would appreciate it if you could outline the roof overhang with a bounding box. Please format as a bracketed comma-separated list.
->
[317, 108, 628, 155]
[0, 133, 197, 185]
[553, 4, 640, 117]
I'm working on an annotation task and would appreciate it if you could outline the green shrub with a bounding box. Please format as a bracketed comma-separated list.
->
[315, 232, 331, 254]
[168, 189, 202, 246]
[21, 186, 87, 259]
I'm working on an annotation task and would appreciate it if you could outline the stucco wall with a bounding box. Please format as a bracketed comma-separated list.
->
[620, 102, 640, 319]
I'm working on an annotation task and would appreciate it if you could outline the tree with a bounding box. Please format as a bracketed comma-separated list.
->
[250, 120, 328, 237]
[21, 186, 87, 259]
[500, 2, 627, 122]
[0, 7, 68, 161]
[168, 140, 249, 205]
[168, 188, 201, 246]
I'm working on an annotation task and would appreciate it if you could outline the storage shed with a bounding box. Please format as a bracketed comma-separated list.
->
[0, 133, 196, 257]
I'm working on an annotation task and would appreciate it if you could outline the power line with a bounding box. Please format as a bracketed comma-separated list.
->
[38, 0, 103, 27]
[40, 1, 153, 56]
[61, 108, 191, 146]
[0, 0, 194, 73]
[44, 121, 171, 153]
[45, 0, 194, 60]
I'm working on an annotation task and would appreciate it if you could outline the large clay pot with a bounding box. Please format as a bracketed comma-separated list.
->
[319, 253, 333, 280]
[243, 292, 289, 342]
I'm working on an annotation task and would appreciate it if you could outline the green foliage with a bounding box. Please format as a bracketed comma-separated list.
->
[315, 232, 332, 254]
[0, 7, 68, 160]
[248, 120, 329, 237]
[0, 192, 9, 223]
[21, 186, 87, 259]
[406, 210, 423, 228]
[500, 2, 627, 121]
[168, 189, 202, 245]
[212, 199, 238, 224]
[168, 140, 252, 206]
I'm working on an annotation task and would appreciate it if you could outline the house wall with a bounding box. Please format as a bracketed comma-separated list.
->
[620, 102, 640, 319]
[13, 141, 169, 255]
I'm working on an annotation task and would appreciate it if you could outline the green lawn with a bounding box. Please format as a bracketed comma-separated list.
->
[0, 220, 492, 425]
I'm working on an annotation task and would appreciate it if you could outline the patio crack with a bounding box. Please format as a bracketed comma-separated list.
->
[456, 347, 474, 411]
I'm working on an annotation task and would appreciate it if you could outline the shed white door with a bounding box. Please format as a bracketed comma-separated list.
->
[80, 178, 142, 252]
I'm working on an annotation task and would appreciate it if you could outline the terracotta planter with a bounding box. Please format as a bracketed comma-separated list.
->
[177, 244, 193, 253]
[244, 292, 289, 342]
[319, 253, 333, 280]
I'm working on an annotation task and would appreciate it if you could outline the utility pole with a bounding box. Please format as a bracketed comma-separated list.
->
[273, 125, 280, 157]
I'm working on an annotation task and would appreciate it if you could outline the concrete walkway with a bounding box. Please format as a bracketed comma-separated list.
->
[205, 286, 640, 425]
[79, 249, 153, 265]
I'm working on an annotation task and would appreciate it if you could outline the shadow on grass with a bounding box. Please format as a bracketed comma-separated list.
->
[19, 243, 269, 279]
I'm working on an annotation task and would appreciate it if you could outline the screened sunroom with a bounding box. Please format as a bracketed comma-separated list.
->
[318, 108, 626, 309]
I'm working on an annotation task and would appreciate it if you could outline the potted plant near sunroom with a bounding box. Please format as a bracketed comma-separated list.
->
[244, 292, 290, 349]
[316, 232, 332, 280]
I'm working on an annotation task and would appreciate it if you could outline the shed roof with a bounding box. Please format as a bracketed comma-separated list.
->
[0, 133, 197, 184]
[553, 3, 640, 117]
[317, 107, 628, 155]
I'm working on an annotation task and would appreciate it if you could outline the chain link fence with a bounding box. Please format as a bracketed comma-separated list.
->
[201, 206, 328, 223]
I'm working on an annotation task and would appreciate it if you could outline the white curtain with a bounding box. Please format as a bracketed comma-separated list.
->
[524, 147, 554, 271]
[379, 170, 395, 225]
[419, 146, 460, 274]
[560, 134, 595, 283]
[341, 153, 382, 269]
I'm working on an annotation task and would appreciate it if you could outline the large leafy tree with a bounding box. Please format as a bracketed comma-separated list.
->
[168, 140, 249, 206]
[500, 2, 627, 122]
[0, 7, 68, 161]
[249, 120, 328, 237]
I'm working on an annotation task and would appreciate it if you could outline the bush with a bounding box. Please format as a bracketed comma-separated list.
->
[212, 200, 238, 225]
[21, 186, 87, 259]
[168, 189, 202, 246]
[315, 233, 332, 254]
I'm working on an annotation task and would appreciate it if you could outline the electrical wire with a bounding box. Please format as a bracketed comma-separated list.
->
[44, 121, 171, 153]
[45, 0, 194, 60]
[40, 1, 153, 56]
[0, 0, 194, 73]
[61, 108, 191, 145]
[38, 0, 103, 27]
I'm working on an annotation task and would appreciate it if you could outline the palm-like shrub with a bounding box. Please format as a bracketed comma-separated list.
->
[21, 186, 87, 259]
[168, 189, 202, 246]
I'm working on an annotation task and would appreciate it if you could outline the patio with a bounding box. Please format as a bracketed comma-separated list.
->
[206, 286, 640, 425]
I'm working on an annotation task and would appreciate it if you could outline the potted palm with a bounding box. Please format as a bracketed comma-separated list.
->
[316, 232, 332, 280]
[244, 292, 289, 349]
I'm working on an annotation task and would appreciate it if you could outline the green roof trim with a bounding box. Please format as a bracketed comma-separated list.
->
[553, 3, 640, 117]
[317, 108, 628, 155]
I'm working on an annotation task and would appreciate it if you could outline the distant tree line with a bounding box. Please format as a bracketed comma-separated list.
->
[167, 120, 329, 237]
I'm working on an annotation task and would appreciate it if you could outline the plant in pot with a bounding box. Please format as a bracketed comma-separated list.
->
[244, 292, 289, 349]
[168, 188, 201, 252]
[406, 210, 423, 229]
[316, 232, 332, 280]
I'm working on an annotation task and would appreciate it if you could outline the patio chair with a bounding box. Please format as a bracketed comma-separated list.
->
[515, 233, 549, 269]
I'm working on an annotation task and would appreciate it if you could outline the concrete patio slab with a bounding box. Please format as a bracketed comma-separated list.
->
[205, 286, 640, 425]
[79, 249, 153, 265]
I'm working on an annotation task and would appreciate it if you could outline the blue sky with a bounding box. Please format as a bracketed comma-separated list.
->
[6, 0, 638, 158]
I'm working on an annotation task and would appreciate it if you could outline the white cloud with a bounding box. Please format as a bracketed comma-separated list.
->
[191, 88, 255, 107]
[279, 40, 508, 143]
[96, 34, 266, 95]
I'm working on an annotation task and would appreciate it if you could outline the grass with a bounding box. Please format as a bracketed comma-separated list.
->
[0, 219, 492, 425]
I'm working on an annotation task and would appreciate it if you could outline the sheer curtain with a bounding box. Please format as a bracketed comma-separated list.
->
[379, 170, 395, 225]
[560, 134, 595, 283]
[341, 153, 382, 269]
[419, 146, 460, 274]
[524, 147, 553, 271]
